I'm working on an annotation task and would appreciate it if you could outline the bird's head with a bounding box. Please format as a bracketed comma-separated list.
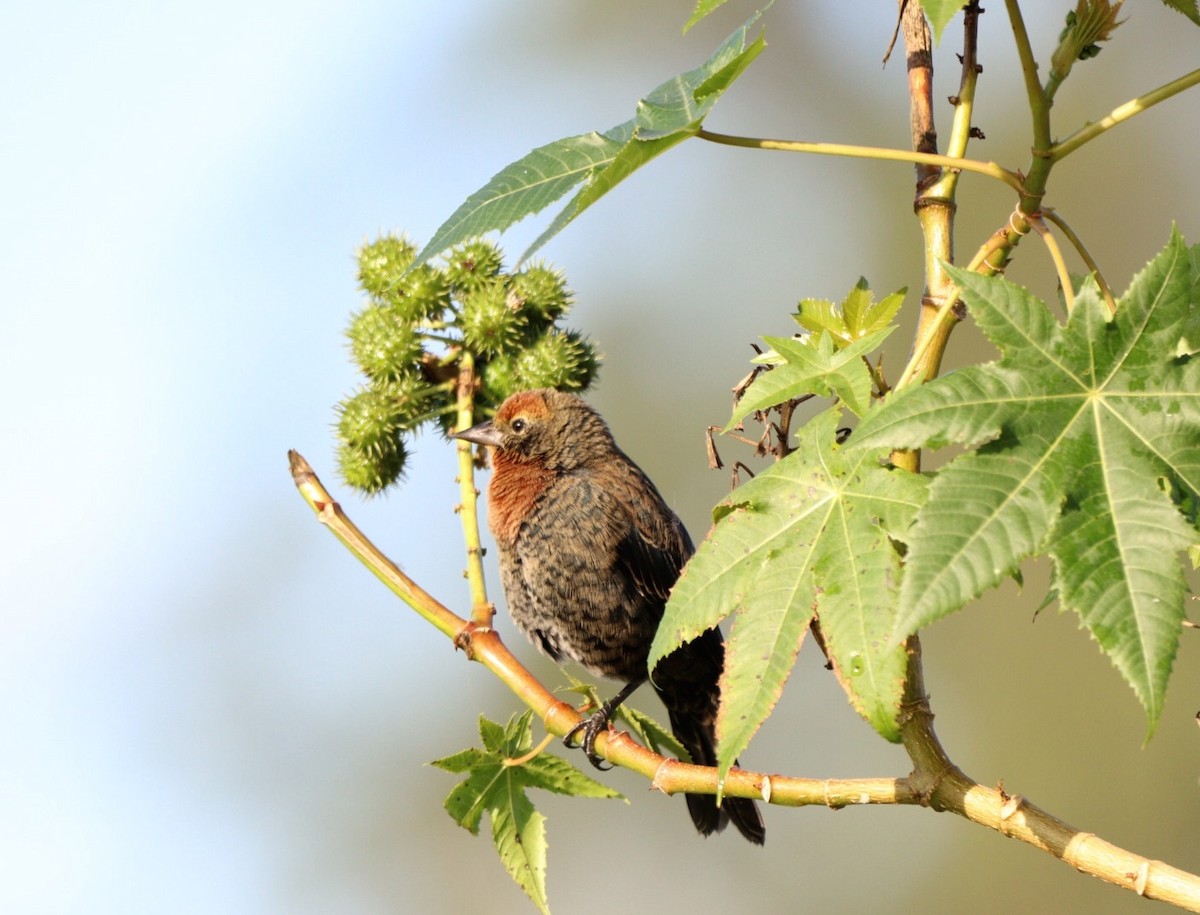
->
[452, 388, 613, 471]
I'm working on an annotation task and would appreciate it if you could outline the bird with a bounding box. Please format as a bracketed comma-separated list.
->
[453, 387, 765, 843]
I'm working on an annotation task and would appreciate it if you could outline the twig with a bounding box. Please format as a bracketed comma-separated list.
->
[695, 129, 1025, 193]
[1051, 66, 1200, 162]
[1026, 214, 1076, 314]
[1041, 208, 1118, 314]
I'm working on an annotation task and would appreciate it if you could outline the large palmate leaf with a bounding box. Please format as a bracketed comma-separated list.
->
[852, 231, 1200, 734]
[432, 712, 622, 913]
[414, 12, 765, 266]
[650, 409, 928, 781]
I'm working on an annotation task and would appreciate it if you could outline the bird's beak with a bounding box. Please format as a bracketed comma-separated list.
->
[452, 419, 503, 448]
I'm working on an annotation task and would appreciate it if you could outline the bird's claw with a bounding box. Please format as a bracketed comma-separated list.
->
[564, 710, 613, 770]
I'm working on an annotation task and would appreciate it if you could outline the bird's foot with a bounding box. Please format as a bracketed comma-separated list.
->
[563, 709, 613, 770]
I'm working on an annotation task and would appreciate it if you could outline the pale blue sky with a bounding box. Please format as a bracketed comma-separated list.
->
[4, 3, 1200, 913]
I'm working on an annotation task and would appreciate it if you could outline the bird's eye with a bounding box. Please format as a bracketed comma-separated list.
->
[511, 418, 527, 433]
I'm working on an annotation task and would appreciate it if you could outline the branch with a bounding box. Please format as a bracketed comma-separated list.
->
[695, 129, 1025, 192]
[1027, 214, 1077, 314]
[1050, 66, 1200, 161]
[288, 451, 1200, 910]
[1041, 207, 1118, 314]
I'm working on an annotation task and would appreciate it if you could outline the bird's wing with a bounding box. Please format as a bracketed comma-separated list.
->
[612, 466, 694, 605]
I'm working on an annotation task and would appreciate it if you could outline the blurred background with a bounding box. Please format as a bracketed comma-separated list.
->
[4, 2, 1199, 912]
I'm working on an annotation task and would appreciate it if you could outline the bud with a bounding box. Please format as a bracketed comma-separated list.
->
[1050, 1, 1123, 91]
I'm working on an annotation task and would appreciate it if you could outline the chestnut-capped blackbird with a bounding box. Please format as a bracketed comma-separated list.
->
[454, 388, 765, 843]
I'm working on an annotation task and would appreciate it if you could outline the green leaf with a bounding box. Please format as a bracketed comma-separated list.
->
[683, 0, 731, 33]
[852, 231, 1200, 734]
[415, 13, 765, 265]
[652, 409, 928, 771]
[430, 711, 622, 912]
[1160, 0, 1200, 27]
[490, 788, 547, 914]
[920, 0, 966, 43]
[1180, 243, 1200, 354]
[730, 327, 893, 424]
[794, 278, 906, 345]
[616, 705, 691, 763]
[727, 280, 903, 424]
[414, 124, 632, 269]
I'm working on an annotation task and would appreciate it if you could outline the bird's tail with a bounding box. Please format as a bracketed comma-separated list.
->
[653, 628, 765, 845]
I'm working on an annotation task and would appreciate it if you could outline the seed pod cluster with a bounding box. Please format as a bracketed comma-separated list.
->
[334, 233, 600, 493]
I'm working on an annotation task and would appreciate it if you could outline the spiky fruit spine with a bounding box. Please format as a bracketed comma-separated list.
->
[444, 239, 503, 291]
[357, 234, 417, 299]
[346, 305, 424, 381]
[459, 279, 524, 357]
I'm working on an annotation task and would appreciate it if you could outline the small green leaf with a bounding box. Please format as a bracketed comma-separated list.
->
[430, 711, 622, 912]
[728, 325, 894, 425]
[519, 753, 624, 800]
[920, 0, 967, 42]
[616, 705, 691, 762]
[845, 284, 906, 339]
[683, 0, 731, 33]
[793, 278, 906, 346]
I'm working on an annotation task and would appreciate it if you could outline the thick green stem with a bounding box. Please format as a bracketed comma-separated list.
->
[453, 351, 493, 625]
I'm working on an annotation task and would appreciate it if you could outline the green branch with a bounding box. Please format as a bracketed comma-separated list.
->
[1041, 207, 1117, 313]
[695, 129, 1026, 192]
[1051, 66, 1200, 161]
[452, 351, 494, 625]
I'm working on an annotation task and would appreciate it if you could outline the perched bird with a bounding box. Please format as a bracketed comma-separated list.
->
[454, 388, 765, 843]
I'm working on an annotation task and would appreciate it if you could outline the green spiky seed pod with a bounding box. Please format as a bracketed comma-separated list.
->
[459, 279, 524, 357]
[514, 329, 599, 392]
[337, 434, 409, 495]
[444, 239, 503, 291]
[507, 262, 572, 323]
[357, 234, 418, 300]
[335, 376, 429, 450]
[336, 386, 402, 456]
[391, 263, 451, 323]
[346, 304, 424, 381]
[478, 351, 521, 407]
